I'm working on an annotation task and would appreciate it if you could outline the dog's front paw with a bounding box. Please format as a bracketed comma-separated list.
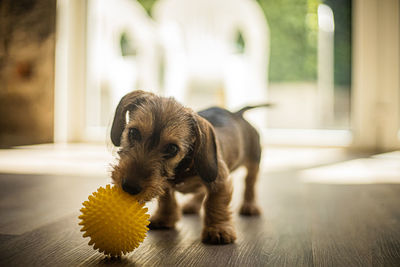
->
[149, 217, 176, 230]
[240, 202, 261, 216]
[202, 224, 237, 244]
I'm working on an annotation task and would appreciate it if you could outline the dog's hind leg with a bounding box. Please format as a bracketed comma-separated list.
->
[149, 187, 181, 229]
[240, 161, 261, 216]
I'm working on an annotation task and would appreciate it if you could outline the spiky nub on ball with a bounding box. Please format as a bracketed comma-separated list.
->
[79, 185, 150, 256]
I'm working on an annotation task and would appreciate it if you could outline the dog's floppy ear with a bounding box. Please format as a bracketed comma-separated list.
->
[192, 114, 219, 183]
[110, 90, 151, 146]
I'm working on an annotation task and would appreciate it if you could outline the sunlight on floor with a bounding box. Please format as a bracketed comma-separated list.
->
[2, 144, 398, 185]
[300, 151, 400, 184]
[260, 146, 348, 172]
[0, 143, 116, 176]
[0, 144, 348, 176]
[3, 144, 398, 184]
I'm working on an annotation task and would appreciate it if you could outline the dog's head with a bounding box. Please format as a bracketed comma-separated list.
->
[110, 90, 218, 201]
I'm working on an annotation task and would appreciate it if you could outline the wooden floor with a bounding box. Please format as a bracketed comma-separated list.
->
[1, 150, 400, 266]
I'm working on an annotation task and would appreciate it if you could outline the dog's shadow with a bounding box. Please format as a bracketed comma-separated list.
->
[92, 229, 181, 266]
[97, 256, 134, 266]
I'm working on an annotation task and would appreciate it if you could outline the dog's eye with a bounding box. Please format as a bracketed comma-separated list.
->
[128, 127, 141, 143]
[163, 143, 179, 158]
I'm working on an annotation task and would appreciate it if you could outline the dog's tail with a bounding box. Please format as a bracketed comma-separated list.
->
[234, 103, 274, 116]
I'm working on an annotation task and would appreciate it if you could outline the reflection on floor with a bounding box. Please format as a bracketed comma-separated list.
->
[0, 144, 400, 266]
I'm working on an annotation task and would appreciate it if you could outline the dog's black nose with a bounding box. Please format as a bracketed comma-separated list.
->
[122, 180, 142, 195]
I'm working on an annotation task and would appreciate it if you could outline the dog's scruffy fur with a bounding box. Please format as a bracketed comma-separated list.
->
[111, 90, 266, 244]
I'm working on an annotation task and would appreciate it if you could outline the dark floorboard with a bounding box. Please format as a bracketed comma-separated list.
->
[1, 164, 400, 266]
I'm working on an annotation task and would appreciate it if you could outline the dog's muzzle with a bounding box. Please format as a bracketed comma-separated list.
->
[122, 179, 142, 195]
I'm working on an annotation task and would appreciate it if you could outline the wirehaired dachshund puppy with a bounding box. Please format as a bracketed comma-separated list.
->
[110, 90, 269, 244]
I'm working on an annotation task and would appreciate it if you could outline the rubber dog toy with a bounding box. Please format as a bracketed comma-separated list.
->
[79, 185, 150, 256]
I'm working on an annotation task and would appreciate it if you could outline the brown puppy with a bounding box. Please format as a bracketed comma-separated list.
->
[110, 90, 268, 244]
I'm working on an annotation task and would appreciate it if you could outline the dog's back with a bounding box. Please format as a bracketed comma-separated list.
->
[198, 106, 263, 172]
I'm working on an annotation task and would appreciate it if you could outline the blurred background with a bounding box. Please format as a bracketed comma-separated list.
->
[0, 2, 400, 263]
[0, 0, 399, 151]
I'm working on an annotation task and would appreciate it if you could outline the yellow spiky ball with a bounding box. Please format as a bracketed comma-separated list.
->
[78, 185, 150, 257]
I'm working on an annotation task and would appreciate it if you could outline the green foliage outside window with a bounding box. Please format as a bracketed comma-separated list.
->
[257, 0, 319, 82]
